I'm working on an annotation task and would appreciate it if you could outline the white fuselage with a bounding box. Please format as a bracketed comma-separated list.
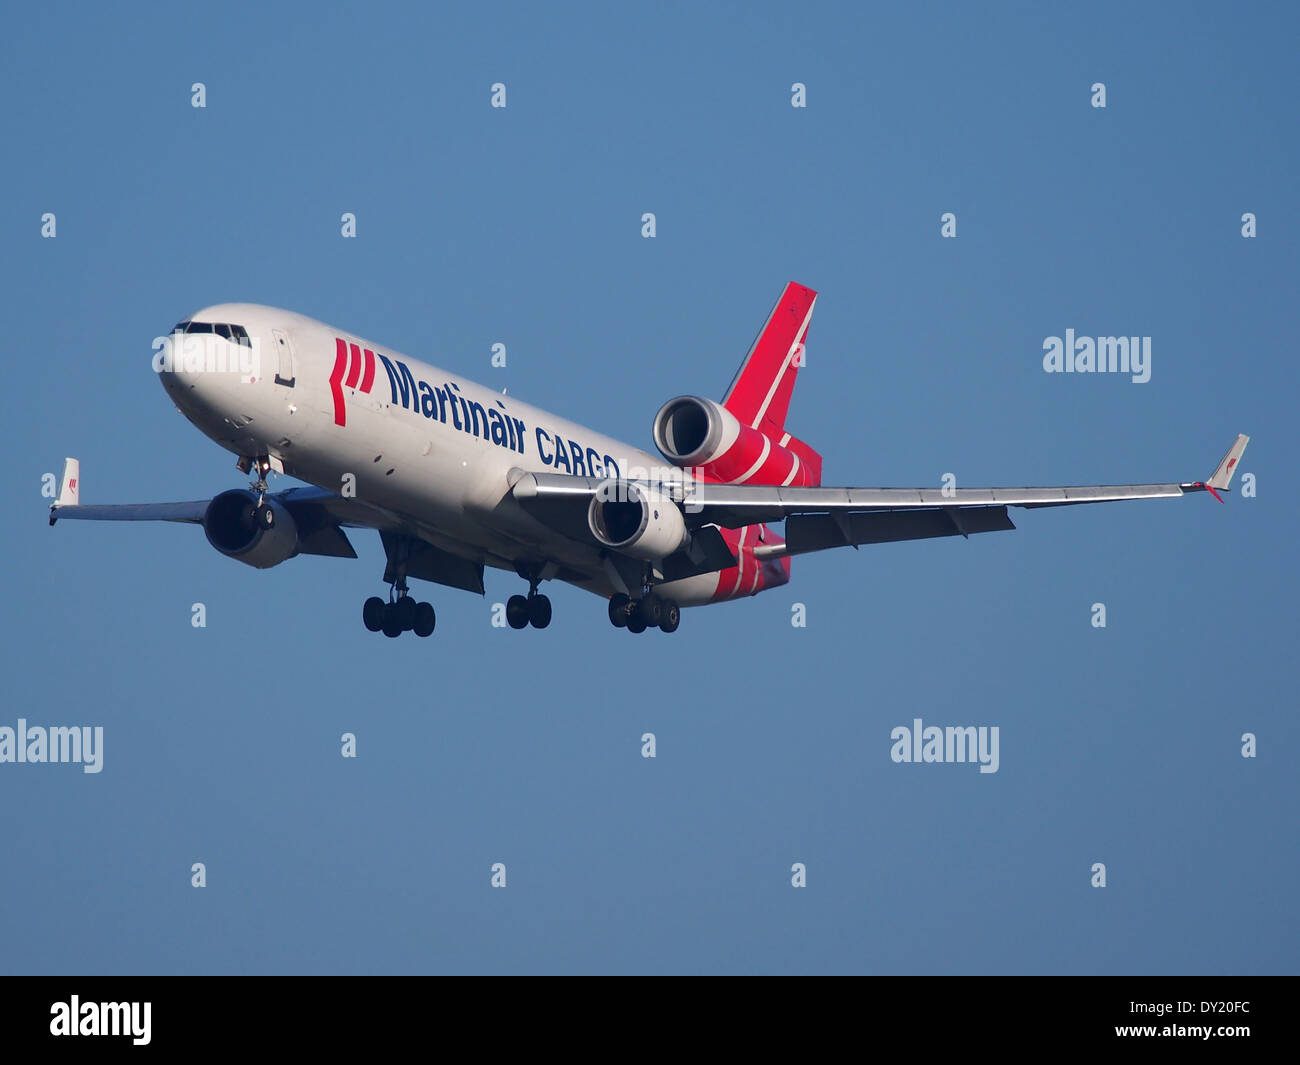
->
[158, 303, 725, 605]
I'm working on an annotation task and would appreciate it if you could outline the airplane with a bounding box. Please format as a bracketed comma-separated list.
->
[49, 282, 1249, 637]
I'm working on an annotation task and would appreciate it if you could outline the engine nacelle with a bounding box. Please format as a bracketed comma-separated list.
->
[203, 490, 298, 569]
[587, 480, 688, 561]
[652, 395, 821, 486]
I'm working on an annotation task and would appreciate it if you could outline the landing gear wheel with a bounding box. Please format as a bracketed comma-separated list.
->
[413, 601, 436, 638]
[659, 600, 680, 634]
[363, 596, 386, 632]
[528, 594, 552, 629]
[254, 502, 275, 529]
[608, 593, 630, 628]
[381, 603, 403, 638]
[394, 596, 417, 631]
[626, 614, 647, 634]
[506, 594, 530, 630]
[634, 597, 662, 628]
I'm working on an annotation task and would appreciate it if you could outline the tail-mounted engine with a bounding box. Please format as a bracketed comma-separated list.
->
[203, 489, 298, 568]
[652, 395, 821, 486]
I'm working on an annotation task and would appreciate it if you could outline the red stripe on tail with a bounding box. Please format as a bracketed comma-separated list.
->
[722, 282, 817, 435]
[715, 282, 823, 485]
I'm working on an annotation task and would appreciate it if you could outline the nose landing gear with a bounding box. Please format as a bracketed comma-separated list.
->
[238, 453, 276, 528]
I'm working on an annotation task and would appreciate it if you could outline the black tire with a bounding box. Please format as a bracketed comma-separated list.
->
[608, 593, 630, 628]
[255, 503, 275, 529]
[636, 597, 662, 628]
[506, 594, 530, 630]
[362, 596, 386, 632]
[659, 600, 680, 634]
[394, 596, 417, 631]
[528, 594, 552, 629]
[627, 613, 647, 634]
[381, 604, 403, 638]
[413, 601, 436, 637]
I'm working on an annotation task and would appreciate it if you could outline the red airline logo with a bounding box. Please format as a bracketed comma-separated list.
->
[329, 338, 377, 426]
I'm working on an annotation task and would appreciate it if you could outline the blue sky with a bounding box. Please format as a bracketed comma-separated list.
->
[1, 1, 1295, 973]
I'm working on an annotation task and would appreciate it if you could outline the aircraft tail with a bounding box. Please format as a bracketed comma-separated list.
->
[721, 282, 823, 485]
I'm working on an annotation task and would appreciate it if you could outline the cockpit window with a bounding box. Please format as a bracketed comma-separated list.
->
[173, 321, 249, 341]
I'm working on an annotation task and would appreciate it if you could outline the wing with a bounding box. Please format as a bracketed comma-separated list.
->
[512, 434, 1250, 558]
[48, 500, 211, 524]
[46, 458, 406, 560]
[47, 459, 490, 590]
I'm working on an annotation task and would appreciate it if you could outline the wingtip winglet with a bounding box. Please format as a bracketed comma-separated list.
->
[56, 457, 80, 507]
[50, 457, 80, 523]
[1207, 434, 1250, 493]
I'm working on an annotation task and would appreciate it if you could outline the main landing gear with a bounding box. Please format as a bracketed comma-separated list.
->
[362, 545, 434, 638]
[607, 566, 680, 634]
[363, 593, 436, 638]
[607, 594, 680, 633]
[506, 563, 551, 630]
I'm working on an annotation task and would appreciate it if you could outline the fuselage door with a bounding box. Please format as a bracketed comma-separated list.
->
[271, 328, 296, 387]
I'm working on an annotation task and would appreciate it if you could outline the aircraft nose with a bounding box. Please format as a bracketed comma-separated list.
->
[156, 330, 191, 399]
[156, 331, 207, 404]
[155, 325, 245, 407]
